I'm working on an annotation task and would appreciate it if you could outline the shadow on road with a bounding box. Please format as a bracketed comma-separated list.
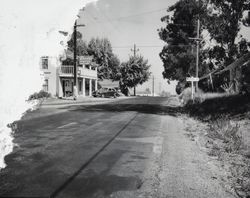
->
[60, 103, 185, 117]
[56, 94, 250, 121]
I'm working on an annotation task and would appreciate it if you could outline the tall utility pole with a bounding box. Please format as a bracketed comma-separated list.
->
[73, 21, 77, 100]
[73, 21, 85, 100]
[189, 7, 201, 91]
[195, 0, 201, 91]
[195, 5, 201, 91]
[196, 18, 200, 84]
[131, 44, 139, 96]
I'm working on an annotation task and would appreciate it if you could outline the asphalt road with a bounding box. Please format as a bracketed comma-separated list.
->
[0, 97, 235, 198]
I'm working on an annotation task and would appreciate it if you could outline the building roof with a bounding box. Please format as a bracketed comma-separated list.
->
[99, 79, 119, 88]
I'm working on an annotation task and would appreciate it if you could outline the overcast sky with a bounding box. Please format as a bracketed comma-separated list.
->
[78, 0, 178, 94]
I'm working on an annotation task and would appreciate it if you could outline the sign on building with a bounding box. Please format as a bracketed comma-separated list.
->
[79, 56, 93, 65]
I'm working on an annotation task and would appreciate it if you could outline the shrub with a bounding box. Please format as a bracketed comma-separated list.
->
[28, 90, 51, 101]
[179, 87, 204, 106]
[208, 119, 243, 153]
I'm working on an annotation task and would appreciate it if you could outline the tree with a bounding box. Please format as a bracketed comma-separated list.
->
[119, 56, 151, 96]
[67, 31, 88, 56]
[205, 0, 250, 68]
[87, 38, 120, 80]
[159, 0, 250, 93]
[158, 0, 207, 82]
[109, 55, 121, 80]
[63, 33, 121, 80]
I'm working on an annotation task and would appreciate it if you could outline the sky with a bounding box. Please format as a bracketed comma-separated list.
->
[78, 0, 178, 95]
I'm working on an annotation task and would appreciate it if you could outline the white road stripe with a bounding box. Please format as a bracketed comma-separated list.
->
[58, 122, 77, 129]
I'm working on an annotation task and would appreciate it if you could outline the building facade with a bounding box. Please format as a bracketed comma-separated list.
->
[40, 56, 98, 98]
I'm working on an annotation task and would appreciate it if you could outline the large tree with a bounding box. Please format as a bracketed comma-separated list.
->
[119, 56, 151, 96]
[204, 0, 250, 69]
[63, 33, 120, 80]
[67, 31, 88, 56]
[159, 0, 250, 93]
[87, 38, 120, 80]
[158, 0, 207, 82]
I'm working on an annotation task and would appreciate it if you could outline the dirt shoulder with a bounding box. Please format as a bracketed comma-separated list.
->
[184, 115, 250, 198]
[114, 115, 236, 198]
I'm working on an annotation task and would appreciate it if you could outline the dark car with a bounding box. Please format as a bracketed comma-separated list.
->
[92, 88, 118, 98]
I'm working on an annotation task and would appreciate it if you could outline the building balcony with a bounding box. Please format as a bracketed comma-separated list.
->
[59, 65, 97, 79]
[59, 65, 74, 77]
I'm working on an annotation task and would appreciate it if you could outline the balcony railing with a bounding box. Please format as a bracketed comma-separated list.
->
[60, 65, 74, 75]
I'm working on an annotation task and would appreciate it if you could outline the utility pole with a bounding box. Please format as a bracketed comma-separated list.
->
[73, 20, 85, 100]
[73, 21, 77, 100]
[131, 44, 139, 96]
[195, 17, 200, 91]
[189, 1, 201, 91]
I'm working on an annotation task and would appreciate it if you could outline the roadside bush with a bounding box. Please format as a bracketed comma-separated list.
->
[208, 119, 243, 153]
[176, 81, 186, 95]
[28, 90, 51, 101]
[179, 87, 204, 106]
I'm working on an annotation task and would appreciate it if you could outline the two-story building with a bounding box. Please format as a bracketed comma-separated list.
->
[40, 55, 98, 98]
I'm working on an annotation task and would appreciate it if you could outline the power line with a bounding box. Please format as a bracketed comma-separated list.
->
[112, 44, 194, 49]
[115, 8, 168, 21]
[84, 7, 168, 24]
[113, 45, 163, 49]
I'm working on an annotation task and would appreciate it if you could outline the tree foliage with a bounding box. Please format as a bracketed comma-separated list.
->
[119, 56, 151, 95]
[159, 0, 250, 83]
[67, 31, 89, 56]
[205, 0, 250, 68]
[158, 0, 206, 82]
[63, 32, 120, 80]
[87, 38, 120, 80]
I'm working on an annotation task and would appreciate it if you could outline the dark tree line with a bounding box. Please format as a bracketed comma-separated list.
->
[158, 0, 250, 91]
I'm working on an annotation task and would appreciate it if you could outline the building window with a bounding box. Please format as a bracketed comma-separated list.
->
[42, 57, 48, 69]
[92, 79, 96, 91]
[85, 64, 90, 69]
[78, 79, 82, 93]
[43, 79, 48, 92]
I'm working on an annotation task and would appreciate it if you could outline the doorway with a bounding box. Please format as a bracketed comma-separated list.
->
[62, 79, 73, 97]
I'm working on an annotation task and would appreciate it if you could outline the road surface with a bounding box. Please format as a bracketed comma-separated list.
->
[0, 97, 234, 198]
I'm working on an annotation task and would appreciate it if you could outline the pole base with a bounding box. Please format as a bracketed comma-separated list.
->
[73, 86, 78, 100]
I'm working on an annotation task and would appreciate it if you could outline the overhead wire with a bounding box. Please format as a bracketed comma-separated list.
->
[84, 7, 168, 24]
[114, 8, 168, 21]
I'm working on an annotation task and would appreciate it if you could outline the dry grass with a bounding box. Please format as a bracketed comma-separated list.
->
[208, 119, 242, 153]
[180, 90, 250, 197]
[204, 118, 250, 197]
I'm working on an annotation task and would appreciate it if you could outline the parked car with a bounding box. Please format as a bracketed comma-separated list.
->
[92, 88, 118, 98]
